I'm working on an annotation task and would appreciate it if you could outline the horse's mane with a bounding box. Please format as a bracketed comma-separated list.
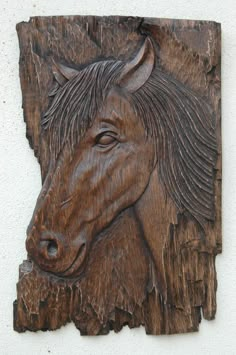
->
[131, 69, 217, 225]
[42, 60, 124, 156]
[42, 56, 217, 226]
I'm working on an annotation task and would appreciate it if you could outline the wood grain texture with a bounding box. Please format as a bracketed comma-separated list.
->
[14, 16, 221, 335]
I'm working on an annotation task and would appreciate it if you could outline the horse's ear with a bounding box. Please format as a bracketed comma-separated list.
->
[118, 37, 155, 93]
[51, 60, 79, 87]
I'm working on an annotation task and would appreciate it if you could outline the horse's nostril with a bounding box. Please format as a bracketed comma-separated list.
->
[39, 238, 60, 259]
[47, 240, 58, 257]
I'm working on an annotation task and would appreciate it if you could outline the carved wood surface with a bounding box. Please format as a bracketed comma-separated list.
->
[14, 16, 221, 335]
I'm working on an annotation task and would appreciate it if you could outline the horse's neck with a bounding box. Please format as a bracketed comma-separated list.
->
[134, 168, 178, 298]
[78, 168, 178, 323]
[78, 208, 150, 323]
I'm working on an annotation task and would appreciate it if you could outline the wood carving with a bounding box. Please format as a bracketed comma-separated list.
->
[14, 16, 221, 335]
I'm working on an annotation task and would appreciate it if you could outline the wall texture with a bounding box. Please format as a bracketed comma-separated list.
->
[0, 0, 235, 354]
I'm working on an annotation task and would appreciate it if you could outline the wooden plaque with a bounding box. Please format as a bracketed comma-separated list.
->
[14, 16, 221, 335]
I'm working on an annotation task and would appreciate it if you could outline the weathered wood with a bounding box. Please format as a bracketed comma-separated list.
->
[14, 16, 221, 335]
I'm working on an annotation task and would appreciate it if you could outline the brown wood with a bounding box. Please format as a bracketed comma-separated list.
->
[14, 16, 221, 335]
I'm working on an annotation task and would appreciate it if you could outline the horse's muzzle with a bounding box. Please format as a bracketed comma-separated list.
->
[26, 230, 87, 276]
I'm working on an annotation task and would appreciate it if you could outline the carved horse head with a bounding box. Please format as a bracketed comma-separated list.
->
[26, 37, 217, 288]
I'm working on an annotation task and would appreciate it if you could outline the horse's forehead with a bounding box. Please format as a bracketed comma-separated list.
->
[100, 89, 135, 119]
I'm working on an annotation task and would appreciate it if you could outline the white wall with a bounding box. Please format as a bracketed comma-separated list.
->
[0, 0, 236, 354]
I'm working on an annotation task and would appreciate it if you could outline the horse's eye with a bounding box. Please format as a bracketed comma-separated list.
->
[96, 133, 117, 147]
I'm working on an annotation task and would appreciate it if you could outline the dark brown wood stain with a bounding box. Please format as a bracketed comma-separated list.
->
[14, 16, 221, 335]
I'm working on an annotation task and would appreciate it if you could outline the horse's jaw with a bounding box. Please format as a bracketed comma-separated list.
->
[134, 168, 178, 300]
